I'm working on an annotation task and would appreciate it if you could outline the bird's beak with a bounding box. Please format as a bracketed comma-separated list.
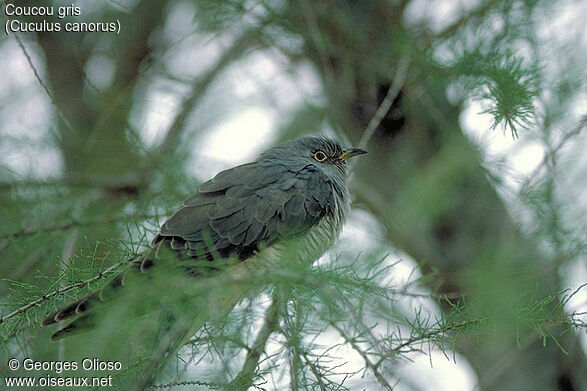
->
[340, 148, 367, 160]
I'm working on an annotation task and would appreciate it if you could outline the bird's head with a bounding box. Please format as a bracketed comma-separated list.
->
[260, 135, 367, 181]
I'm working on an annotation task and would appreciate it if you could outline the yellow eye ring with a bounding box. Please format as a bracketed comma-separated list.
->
[313, 150, 328, 162]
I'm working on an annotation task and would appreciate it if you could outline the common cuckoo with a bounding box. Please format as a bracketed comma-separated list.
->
[42, 135, 366, 384]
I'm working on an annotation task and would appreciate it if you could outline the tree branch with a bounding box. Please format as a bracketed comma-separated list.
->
[156, 28, 264, 158]
[228, 290, 285, 390]
[357, 55, 411, 151]
[0, 260, 128, 325]
[298, 0, 335, 90]
[11, 31, 76, 134]
[433, 0, 502, 41]
[522, 114, 587, 191]
[329, 322, 395, 391]
[1, 213, 157, 240]
[374, 319, 480, 368]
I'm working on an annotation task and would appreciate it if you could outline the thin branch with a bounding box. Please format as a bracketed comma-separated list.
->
[329, 322, 395, 391]
[228, 290, 285, 390]
[288, 304, 302, 391]
[58, 226, 79, 361]
[107, 0, 132, 12]
[374, 319, 480, 368]
[433, 0, 502, 42]
[75, 54, 145, 145]
[0, 174, 149, 190]
[0, 264, 333, 329]
[12, 32, 76, 134]
[0, 260, 128, 325]
[298, 0, 335, 90]
[522, 114, 587, 191]
[156, 28, 263, 158]
[357, 55, 410, 151]
[1, 213, 157, 240]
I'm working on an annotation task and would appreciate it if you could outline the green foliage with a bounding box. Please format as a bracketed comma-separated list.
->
[480, 55, 539, 138]
[440, 45, 540, 139]
[1, 0, 586, 389]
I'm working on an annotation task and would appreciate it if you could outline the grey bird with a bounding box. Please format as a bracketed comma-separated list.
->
[42, 135, 366, 387]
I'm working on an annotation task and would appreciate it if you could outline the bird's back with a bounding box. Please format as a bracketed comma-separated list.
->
[40, 135, 361, 390]
[43, 149, 348, 337]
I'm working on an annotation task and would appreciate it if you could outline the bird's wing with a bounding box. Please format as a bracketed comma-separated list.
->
[42, 160, 337, 359]
[42, 160, 339, 389]
[155, 160, 337, 261]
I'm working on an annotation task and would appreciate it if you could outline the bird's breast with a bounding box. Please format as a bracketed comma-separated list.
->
[262, 188, 349, 267]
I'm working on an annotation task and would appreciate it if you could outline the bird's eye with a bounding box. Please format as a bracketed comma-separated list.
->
[313, 150, 328, 162]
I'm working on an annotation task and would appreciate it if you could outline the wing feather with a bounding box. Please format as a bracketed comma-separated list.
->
[154, 160, 335, 261]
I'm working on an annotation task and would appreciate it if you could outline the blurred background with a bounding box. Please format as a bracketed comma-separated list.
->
[0, 0, 586, 390]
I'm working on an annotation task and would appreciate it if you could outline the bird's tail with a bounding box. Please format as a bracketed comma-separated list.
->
[41, 245, 258, 390]
[42, 254, 155, 340]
